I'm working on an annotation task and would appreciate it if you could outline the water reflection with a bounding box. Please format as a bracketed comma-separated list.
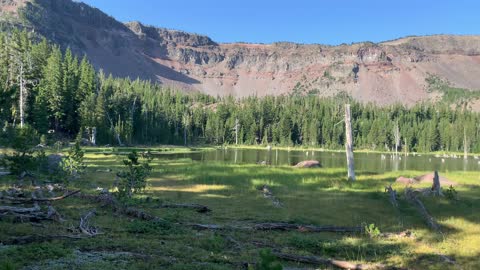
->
[154, 149, 480, 173]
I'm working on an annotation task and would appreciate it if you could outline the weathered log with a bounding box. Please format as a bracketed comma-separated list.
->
[189, 222, 363, 233]
[159, 203, 211, 213]
[77, 192, 164, 222]
[0, 205, 41, 214]
[273, 252, 401, 270]
[0, 190, 81, 203]
[405, 188, 441, 232]
[294, 160, 321, 168]
[385, 185, 398, 208]
[258, 185, 283, 208]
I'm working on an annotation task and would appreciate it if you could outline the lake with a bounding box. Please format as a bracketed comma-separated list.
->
[155, 148, 480, 173]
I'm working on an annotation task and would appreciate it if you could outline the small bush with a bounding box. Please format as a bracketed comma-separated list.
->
[60, 141, 86, 182]
[445, 185, 459, 201]
[115, 151, 152, 198]
[364, 223, 381, 238]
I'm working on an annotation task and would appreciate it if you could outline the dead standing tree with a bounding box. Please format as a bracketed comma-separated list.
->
[344, 104, 356, 181]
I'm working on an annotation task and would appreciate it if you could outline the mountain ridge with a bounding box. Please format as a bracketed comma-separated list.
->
[2, 0, 480, 108]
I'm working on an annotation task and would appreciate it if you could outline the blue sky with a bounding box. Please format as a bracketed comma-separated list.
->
[80, 0, 480, 45]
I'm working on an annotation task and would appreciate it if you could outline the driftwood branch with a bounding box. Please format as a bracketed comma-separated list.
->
[273, 252, 404, 270]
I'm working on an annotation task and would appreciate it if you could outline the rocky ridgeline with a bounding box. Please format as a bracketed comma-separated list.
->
[2, 0, 480, 106]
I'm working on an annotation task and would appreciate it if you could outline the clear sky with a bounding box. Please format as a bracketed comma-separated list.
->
[79, 0, 480, 45]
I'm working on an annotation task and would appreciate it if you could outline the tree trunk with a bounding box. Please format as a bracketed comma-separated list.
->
[19, 63, 25, 128]
[344, 104, 356, 181]
[184, 126, 187, 146]
[91, 127, 97, 146]
[235, 118, 239, 145]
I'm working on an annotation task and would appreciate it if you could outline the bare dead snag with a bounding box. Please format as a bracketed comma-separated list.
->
[258, 185, 283, 208]
[159, 203, 211, 213]
[431, 171, 442, 196]
[273, 252, 403, 270]
[385, 185, 398, 208]
[405, 188, 441, 232]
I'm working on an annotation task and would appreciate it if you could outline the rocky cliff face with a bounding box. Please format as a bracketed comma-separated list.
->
[2, 0, 480, 106]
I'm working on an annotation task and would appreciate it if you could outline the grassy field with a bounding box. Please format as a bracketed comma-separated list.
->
[1, 149, 479, 269]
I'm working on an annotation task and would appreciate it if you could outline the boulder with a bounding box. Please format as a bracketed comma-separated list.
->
[395, 172, 457, 186]
[294, 160, 321, 168]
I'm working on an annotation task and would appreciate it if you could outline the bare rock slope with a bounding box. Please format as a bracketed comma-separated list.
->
[2, 0, 480, 106]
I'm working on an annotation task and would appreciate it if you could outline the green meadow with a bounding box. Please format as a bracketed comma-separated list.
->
[1, 149, 479, 269]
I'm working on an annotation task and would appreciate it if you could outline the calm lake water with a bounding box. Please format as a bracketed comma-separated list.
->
[156, 148, 480, 173]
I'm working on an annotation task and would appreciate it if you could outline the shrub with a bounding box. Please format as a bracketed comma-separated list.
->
[60, 141, 86, 181]
[115, 151, 152, 198]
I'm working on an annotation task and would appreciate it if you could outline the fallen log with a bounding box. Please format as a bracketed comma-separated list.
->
[159, 203, 211, 213]
[273, 252, 402, 270]
[405, 188, 441, 232]
[189, 222, 363, 233]
[0, 190, 81, 203]
[77, 192, 164, 222]
[0, 205, 41, 214]
[258, 185, 283, 208]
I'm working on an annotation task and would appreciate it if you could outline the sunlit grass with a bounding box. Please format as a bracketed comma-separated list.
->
[1, 149, 479, 269]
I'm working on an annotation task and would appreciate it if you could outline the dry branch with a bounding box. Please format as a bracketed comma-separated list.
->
[273, 252, 403, 270]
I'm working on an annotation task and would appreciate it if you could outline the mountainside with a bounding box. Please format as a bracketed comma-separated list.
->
[2, 0, 480, 106]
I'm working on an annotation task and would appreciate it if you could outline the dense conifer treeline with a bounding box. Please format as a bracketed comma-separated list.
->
[1, 30, 479, 152]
